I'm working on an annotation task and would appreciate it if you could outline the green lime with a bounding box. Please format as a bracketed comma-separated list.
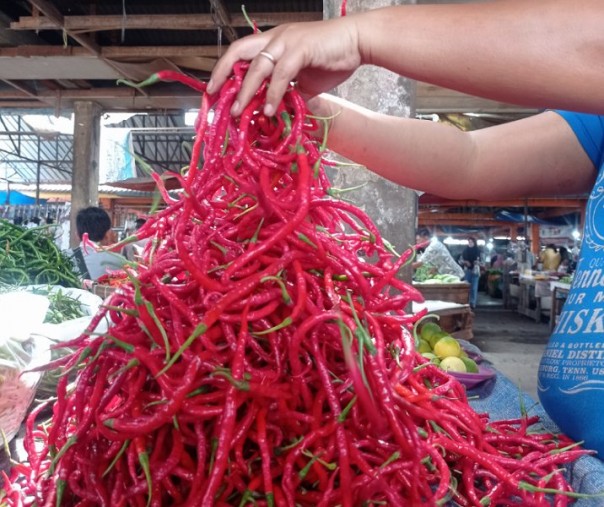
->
[427, 330, 449, 349]
[460, 357, 479, 373]
[421, 352, 440, 366]
[433, 336, 462, 359]
[439, 356, 467, 373]
[417, 339, 432, 354]
[420, 322, 442, 344]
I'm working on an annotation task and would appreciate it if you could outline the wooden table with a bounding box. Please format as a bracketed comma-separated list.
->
[549, 281, 571, 332]
[517, 277, 542, 322]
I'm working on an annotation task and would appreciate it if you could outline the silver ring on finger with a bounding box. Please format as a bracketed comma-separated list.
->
[259, 50, 277, 65]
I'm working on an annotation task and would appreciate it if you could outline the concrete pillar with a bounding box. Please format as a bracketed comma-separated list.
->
[70, 101, 102, 247]
[325, 0, 418, 281]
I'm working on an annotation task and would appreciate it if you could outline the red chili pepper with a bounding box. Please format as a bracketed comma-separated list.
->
[118, 69, 206, 93]
[5, 60, 588, 507]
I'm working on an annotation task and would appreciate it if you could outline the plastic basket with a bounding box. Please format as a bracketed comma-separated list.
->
[0, 337, 50, 446]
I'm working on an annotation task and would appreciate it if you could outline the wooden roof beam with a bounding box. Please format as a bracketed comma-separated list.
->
[209, 0, 238, 43]
[1, 80, 38, 98]
[536, 207, 584, 219]
[416, 82, 539, 115]
[26, 0, 149, 94]
[0, 79, 58, 108]
[27, 0, 100, 55]
[0, 45, 223, 59]
[418, 211, 496, 221]
[419, 198, 587, 208]
[419, 218, 522, 227]
[11, 12, 322, 32]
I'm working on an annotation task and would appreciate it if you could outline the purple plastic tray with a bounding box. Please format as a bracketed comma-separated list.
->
[462, 348, 484, 364]
[449, 365, 496, 389]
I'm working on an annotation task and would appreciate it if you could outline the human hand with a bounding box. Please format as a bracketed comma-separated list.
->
[208, 16, 362, 117]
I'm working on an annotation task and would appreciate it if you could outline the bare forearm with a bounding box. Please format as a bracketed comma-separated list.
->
[355, 0, 604, 113]
[321, 98, 475, 198]
[318, 97, 596, 199]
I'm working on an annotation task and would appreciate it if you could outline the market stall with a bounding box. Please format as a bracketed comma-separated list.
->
[0, 66, 599, 506]
[550, 280, 572, 332]
[413, 282, 474, 339]
[514, 271, 573, 324]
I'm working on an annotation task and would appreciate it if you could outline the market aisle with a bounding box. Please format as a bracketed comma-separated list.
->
[470, 294, 551, 401]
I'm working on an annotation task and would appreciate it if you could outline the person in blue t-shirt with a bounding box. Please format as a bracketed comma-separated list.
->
[209, 1, 604, 456]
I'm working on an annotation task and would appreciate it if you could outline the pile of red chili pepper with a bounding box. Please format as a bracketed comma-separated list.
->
[1, 64, 592, 506]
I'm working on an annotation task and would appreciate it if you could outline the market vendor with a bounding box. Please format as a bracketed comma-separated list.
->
[461, 237, 481, 309]
[121, 217, 150, 261]
[75, 206, 127, 281]
[209, 0, 604, 458]
[538, 243, 562, 272]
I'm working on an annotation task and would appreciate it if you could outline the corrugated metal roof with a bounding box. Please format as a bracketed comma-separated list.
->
[0, 114, 73, 183]
[12, 182, 156, 198]
[0, 112, 195, 184]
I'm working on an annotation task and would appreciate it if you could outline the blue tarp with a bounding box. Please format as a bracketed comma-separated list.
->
[495, 209, 554, 224]
[0, 190, 45, 205]
[495, 209, 578, 226]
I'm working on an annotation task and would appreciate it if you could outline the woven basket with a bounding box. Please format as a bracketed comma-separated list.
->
[0, 337, 50, 446]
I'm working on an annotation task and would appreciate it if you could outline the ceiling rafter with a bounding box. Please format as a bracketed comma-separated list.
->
[26, 0, 151, 97]
[419, 217, 521, 227]
[419, 198, 587, 209]
[27, 0, 100, 54]
[0, 45, 223, 58]
[210, 0, 241, 43]
[1, 80, 38, 99]
[10, 12, 321, 32]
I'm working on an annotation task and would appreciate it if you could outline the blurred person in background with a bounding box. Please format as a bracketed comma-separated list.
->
[75, 206, 127, 281]
[461, 237, 481, 308]
[122, 217, 149, 261]
[539, 243, 561, 272]
[557, 245, 573, 274]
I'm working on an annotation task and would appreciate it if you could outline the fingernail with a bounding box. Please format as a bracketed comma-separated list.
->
[207, 79, 214, 93]
[264, 103, 275, 117]
[231, 100, 240, 116]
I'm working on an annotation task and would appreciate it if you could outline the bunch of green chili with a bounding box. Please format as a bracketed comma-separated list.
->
[0, 219, 81, 288]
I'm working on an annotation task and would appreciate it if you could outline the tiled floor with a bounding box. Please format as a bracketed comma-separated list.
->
[470, 293, 551, 401]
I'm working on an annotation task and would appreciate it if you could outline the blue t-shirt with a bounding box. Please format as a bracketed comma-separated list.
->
[538, 111, 604, 457]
